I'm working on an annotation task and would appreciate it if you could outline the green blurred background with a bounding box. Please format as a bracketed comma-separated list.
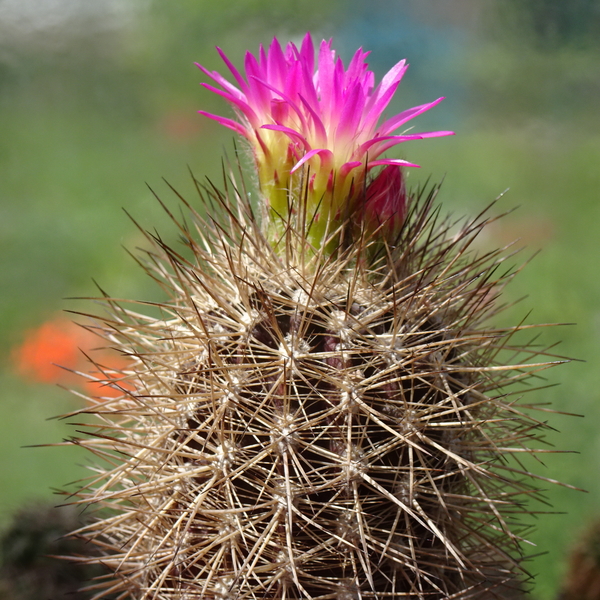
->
[1, 0, 599, 597]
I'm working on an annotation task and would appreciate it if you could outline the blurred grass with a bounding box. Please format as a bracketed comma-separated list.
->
[1, 1, 599, 598]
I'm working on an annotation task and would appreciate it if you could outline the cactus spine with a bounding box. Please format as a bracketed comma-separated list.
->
[61, 34, 566, 600]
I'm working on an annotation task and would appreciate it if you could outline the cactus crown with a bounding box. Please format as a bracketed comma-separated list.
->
[60, 33, 569, 600]
[196, 32, 453, 252]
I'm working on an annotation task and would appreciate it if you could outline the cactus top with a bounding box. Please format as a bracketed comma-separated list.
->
[197, 32, 453, 248]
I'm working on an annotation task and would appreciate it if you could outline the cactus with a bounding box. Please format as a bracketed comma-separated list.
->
[62, 34, 566, 599]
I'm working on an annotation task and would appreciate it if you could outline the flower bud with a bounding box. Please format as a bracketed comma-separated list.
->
[363, 165, 406, 238]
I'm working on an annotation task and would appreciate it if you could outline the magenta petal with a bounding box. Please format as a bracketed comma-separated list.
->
[380, 58, 408, 87]
[244, 51, 271, 111]
[357, 131, 453, 156]
[373, 130, 455, 156]
[299, 33, 314, 74]
[284, 61, 303, 104]
[364, 80, 402, 129]
[368, 158, 420, 168]
[365, 59, 408, 120]
[298, 94, 328, 146]
[317, 40, 335, 117]
[198, 82, 236, 102]
[267, 37, 287, 86]
[370, 60, 407, 103]
[418, 130, 455, 137]
[297, 67, 320, 116]
[199, 83, 259, 126]
[335, 82, 365, 143]
[197, 110, 248, 136]
[355, 134, 422, 155]
[258, 43, 268, 70]
[196, 63, 246, 101]
[378, 97, 445, 135]
[345, 47, 370, 85]
[402, 130, 455, 138]
[251, 76, 309, 132]
[364, 69, 374, 92]
[291, 148, 334, 173]
[339, 161, 363, 177]
[331, 58, 345, 117]
[215, 47, 249, 94]
[261, 124, 311, 150]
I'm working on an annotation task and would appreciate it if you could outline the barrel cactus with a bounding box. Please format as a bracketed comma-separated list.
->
[64, 33, 565, 599]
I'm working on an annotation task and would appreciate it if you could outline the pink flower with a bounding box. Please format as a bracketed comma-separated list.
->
[197, 33, 452, 245]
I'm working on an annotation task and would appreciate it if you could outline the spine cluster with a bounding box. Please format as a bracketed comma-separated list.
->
[65, 181, 563, 599]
